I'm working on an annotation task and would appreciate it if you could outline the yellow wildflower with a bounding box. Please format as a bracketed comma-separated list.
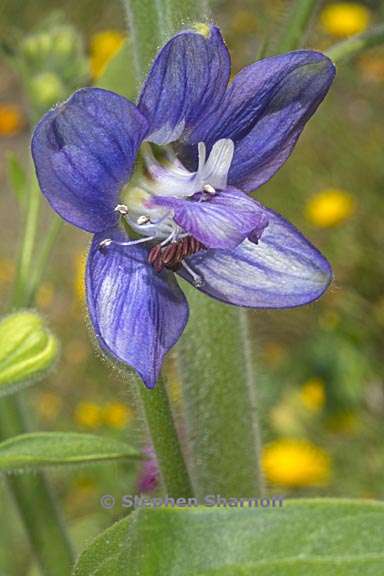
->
[320, 3, 371, 38]
[74, 402, 102, 428]
[35, 391, 62, 421]
[262, 438, 331, 487]
[299, 378, 326, 412]
[103, 402, 134, 429]
[306, 188, 355, 228]
[0, 103, 25, 136]
[90, 30, 125, 80]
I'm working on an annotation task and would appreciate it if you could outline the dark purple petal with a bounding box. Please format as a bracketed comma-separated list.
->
[176, 207, 332, 308]
[86, 229, 189, 388]
[150, 187, 269, 249]
[138, 25, 230, 145]
[187, 51, 335, 192]
[32, 88, 148, 233]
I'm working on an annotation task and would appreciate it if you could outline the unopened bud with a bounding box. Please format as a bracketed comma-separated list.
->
[53, 27, 77, 57]
[29, 72, 65, 109]
[0, 311, 58, 395]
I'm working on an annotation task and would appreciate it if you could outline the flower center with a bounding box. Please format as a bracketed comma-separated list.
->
[98, 139, 235, 287]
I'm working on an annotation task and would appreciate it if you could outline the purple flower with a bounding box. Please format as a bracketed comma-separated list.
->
[31, 25, 335, 389]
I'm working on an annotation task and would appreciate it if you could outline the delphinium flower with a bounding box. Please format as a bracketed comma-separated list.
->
[32, 24, 335, 388]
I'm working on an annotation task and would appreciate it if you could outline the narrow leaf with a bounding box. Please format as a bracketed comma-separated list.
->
[73, 499, 384, 576]
[0, 432, 141, 473]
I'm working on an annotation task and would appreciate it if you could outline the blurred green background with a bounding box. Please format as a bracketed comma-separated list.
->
[1, 0, 384, 573]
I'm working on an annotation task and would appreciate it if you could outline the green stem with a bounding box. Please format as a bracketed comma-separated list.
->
[11, 172, 41, 308]
[161, 0, 209, 38]
[123, 0, 164, 84]
[26, 216, 63, 305]
[0, 398, 74, 575]
[138, 376, 194, 497]
[326, 24, 384, 63]
[276, 0, 320, 53]
[1, 165, 74, 574]
[177, 286, 264, 498]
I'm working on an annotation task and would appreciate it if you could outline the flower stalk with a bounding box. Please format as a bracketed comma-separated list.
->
[276, 0, 320, 53]
[138, 375, 194, 497]
[326, 23, 384, 63]
[178, 286, 265, 497]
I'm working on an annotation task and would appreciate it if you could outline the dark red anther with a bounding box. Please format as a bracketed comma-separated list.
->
[147, 235, 207, 273]
[162, 243, 178, 265]
[181, 237, 190, 258]
[148, 244, 162, 265]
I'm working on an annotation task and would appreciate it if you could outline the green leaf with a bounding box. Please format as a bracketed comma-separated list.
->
[96, 39, 138, 101]
[6, 151, 28, 206]
[73, 499, 384, 575]
[0, 432, 141, 473]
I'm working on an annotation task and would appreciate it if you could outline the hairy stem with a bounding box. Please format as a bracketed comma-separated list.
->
[276, 0, 320, 53]
[326, 24, 384, 62]
[161, 0, 209, 39]
[178, 286, 264, 498]
[26, 215, 63, 305]
[138, 376, 194, 497]
[123, 0, 164, 84]
[11, 172, 41, 308]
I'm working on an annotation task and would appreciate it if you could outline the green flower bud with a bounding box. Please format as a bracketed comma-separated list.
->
[21, 32, 53, 63]
[53, 27, 78, 57]
[0, 311, 58, 396]
[29, 72, 65, 109]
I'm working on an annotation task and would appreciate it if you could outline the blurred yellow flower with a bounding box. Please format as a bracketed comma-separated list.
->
[0, 103, 25, 136]
[90, 30, 125, 80]
[0, 258, 15, 284]
[36, 281, 55, 310]
[320, 3, 371, 38]
[306, 188, 355, 228]
[74, 402, 102, 428]
[103, 402, 134, 429]
[299, 378, 326, 412]
[262, 438, 331, 487]
[35, 391, 62, 421]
